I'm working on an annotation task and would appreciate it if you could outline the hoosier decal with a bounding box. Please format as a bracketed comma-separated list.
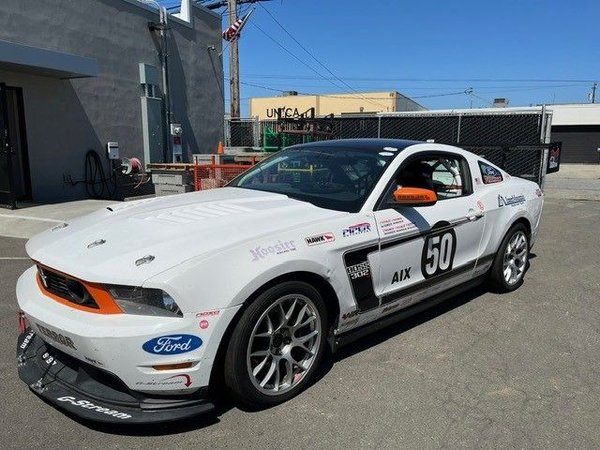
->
[250, 240, 296, 261]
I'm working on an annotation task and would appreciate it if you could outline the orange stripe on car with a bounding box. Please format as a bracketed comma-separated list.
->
[35, 264, 123, 314]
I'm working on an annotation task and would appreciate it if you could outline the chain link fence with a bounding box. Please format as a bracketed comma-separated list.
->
[224, 116, 261, 147]
[224, 109, 552, 185]
[464, 146, 546, 185]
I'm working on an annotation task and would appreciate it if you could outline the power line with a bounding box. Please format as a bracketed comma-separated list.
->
[239, 81, 473, 101]
[247, 21, 388, 106]
[255, 2, 389, 110]
[230, 79, 586, 92]
[238, 74, 597, 83]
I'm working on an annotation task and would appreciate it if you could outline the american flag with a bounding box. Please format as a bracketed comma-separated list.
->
[222, 9, 253, 42]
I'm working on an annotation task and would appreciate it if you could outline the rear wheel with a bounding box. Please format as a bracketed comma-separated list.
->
[224, 281, 327, 407]
[489, 223, 529, 292]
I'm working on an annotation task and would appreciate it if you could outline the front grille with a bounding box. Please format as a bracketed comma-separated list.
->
[38, 266, 99, 309]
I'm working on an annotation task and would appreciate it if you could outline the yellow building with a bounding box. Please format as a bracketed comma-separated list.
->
[249, 91, 425, 120]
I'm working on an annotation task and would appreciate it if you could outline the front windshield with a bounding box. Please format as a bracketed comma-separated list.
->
[228, 146, 398, 212]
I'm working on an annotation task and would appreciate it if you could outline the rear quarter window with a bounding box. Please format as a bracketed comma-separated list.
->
[478, 161, 503, 184]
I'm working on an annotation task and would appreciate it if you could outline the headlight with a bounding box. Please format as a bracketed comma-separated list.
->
[106, 285, 183, 317]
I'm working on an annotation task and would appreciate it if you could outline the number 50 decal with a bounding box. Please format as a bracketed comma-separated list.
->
[421, 228, 457, 278]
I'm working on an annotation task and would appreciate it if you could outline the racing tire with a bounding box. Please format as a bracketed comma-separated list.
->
[223, 281, 328, 407]
[489, 223, 530, 293]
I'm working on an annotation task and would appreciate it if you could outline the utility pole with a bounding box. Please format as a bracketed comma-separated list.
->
[228, 0, 241, 118]
[591, 82, 597, 104]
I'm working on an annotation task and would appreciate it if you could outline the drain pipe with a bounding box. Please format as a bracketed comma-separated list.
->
[143, 1, 171, 163]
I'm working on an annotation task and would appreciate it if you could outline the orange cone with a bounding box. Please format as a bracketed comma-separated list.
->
[217, 141, 224, 154]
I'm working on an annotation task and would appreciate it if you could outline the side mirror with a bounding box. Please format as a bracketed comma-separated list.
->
[392, 187, 437, 206]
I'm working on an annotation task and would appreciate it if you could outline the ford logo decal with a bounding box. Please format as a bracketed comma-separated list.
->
[142, 335, 202, 355]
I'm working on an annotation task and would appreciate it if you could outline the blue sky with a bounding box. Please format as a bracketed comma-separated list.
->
[163, 0, 600, 115]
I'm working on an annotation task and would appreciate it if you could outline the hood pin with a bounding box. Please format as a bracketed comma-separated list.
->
[87, 239, 106, 249]
[135, 255, 155, 266]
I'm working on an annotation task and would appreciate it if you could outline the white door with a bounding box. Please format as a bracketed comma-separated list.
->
[371, 152, 486, 312]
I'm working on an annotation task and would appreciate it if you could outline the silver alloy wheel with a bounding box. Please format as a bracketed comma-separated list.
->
[503, 230, 528, 285]
[246, 294, 322, 396]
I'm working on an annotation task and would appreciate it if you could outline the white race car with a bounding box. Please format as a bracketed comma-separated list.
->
[16, 139, 544, 423]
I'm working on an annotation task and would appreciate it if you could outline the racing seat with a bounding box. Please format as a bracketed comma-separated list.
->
[397, 160, 435, 191]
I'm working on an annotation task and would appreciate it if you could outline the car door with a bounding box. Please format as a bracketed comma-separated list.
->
[371, 151, 486, 311]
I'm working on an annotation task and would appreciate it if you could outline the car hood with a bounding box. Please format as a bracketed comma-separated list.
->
[26, 188, 346, 285]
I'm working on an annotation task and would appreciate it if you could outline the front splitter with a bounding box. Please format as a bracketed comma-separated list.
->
[16, 329, 215, 424]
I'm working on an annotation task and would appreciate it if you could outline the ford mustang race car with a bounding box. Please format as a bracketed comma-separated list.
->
[16, 139, 544, 423]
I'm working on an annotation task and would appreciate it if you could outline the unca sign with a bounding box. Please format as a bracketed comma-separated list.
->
[142, 335, 202, 355]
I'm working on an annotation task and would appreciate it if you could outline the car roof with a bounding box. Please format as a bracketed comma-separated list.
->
[287, 138, 423, 153]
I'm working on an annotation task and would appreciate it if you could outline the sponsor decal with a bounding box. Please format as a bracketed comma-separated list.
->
[250, 240, 296, 261]
[142, 335, 202, 355]
[84, 356, 104, 367]
[479, 162, 503, 184]
[346, 261, 371, 280]
[196, 310, 220, 317]
[481, 166, 494, 176]
[41, 351, 57, 367]
[342, 222, 371, 238]
[483, 175, 503, 183]
[391, 267, 411, 284]
[497, 194, 526, 207]
[421, 228, 457, 279]
[19, 329, 35, 350]
[305, 232, 335, 246]
[379, 217, 416, 236]
[57, 396, 131, 420]
[535, 188, 544, 197]
[341, 309, 359, 321]
[135, 374, 192, 388]
[199, 320, 209, 329]
[35, 323, 77, 350]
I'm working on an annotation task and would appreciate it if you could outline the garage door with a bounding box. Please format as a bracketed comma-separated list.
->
[551, 126, 600, 163]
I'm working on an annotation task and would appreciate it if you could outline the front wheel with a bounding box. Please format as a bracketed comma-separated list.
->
[223, 281, 327, 407]
[489, 223, 530, 292]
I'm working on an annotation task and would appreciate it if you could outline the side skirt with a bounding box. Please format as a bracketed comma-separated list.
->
[329, 275, 487, 353]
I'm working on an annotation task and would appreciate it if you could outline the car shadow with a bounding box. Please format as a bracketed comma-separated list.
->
[330, 283, 489, 363]
[68, 283, 491, 435]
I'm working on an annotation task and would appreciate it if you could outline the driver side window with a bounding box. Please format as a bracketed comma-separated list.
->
[382, 153, 471, 206]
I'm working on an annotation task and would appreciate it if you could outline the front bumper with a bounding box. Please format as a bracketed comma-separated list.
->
[17, 329, 215, 424]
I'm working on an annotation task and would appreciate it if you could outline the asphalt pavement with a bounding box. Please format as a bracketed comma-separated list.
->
[0, 191, 599, 449]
